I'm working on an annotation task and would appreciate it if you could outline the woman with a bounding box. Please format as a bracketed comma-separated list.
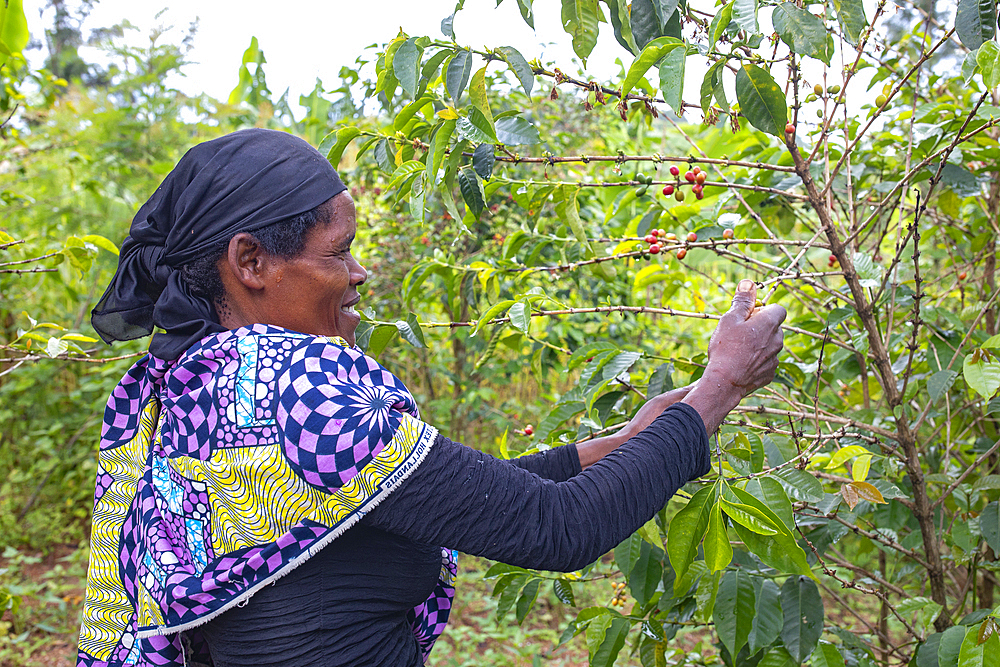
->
[79, 129, 785, 667]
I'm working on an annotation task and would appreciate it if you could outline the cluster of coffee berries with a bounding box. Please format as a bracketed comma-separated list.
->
[520, 424, 534, 436]
[640, 229, 700, 260]
[827, 254, 838, 268]
[610, 581, 628, 607]
[663, 165, 708, 201]
[643, 228, 669, 254]
[804, 83, 842, 104]
[633, 172, 654, 197]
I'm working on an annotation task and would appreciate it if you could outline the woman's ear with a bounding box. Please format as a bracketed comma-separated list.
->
[224, 232, 269, 290]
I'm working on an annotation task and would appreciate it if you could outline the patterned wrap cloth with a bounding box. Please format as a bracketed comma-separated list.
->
[77, 324, 456, 667]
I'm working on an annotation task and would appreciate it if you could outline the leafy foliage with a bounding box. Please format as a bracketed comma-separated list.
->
[6, 0, 1000, 665]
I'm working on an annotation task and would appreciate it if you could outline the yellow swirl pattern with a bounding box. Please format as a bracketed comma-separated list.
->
[78, 399, 159, 661]
[168, 412, 435, 554]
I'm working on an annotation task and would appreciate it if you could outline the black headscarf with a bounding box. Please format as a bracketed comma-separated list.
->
[91, 128, 347, 361]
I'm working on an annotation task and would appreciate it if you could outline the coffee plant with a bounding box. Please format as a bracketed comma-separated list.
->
[316, 0, 1000, 665]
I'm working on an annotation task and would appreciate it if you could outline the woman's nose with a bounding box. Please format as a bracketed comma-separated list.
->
[351, 256, 368, 285]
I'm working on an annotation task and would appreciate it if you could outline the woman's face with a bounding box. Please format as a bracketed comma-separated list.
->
[265, 192, 368, 345]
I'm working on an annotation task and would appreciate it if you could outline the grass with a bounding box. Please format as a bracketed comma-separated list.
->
[0, 548, 629, 667]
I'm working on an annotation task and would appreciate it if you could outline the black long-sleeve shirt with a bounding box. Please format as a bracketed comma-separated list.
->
[200, 403, 710, 666]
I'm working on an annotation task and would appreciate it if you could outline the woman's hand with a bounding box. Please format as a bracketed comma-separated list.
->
[683, 279, 786, 433]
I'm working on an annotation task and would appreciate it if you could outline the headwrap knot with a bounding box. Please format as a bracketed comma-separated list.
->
[91, 128, 347, 360]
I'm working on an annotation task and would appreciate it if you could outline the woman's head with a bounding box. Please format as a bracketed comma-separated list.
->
[182, 191, 367, 345]
[92, 128, 353, 359]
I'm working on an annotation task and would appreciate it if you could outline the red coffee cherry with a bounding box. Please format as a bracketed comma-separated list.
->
[669, 165, 680, 176]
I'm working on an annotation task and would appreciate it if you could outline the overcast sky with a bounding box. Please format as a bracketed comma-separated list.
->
[25, 0, 883, 121]
[27, 0, 630, 107]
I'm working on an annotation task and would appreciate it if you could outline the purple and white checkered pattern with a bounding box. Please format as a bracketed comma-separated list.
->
[79, 325, 453, 667]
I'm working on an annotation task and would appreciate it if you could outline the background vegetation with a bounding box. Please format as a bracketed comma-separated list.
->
[3, 0, 1000, 666]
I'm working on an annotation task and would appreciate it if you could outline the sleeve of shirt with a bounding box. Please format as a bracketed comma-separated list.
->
[506, 444, 582, 482]
[362, 403, 710, 572]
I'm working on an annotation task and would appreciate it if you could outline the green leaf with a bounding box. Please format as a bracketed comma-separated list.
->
[709, 3, 734, 51]
[516, 0, 536, 28]
[441, 12, 456, 39]
[458, 166, 486, 217]
[446, 50, 473, 103]
[553, 579, 575, 605]
[826, 444, 871, 470]
[80, 234, 120, 256]
[386, 160, 425, 192]
[621, 37, 683, 99]
[496, 573, 529, 621]
[704, 502, 733, 572]
[726, 487, 815, 579]
[735, 64, 787, 136]
[318, 126, 362, 169]
[647, 363, 675, 397]
[759, 647, 796, 667]
[978, 41, 1000, 89]
[602, 0, 638, 53]
[628, 540, 664, 607]
[928, 369, 960, 403]
[920, 634, 945, 667]
[957, 0, 997, 50]
[812, 642, 847, 667]
[772, 3, 833, 64]
[744, 477, 794, 531]
[958, 626, 986, 667]
[651, 0, 681, 29]
[732, 0, 759, 35]
[714, 569, 756, 657]
[772, 467, 824, 503]
[495, 115, 541, 145]
[472, 144, 496, 180]
[630, 0, 662, 49]
[366, 325, 397, 358]
[984, 633, 1000, 667]
[981, 502, 1000, 553]
[852, 251, 883, 288]
[615, 531, 644, 577]
[508, 301, 531, 333]
[516, 578, 541, 624]
[426, 119, 456, 184]
[834, 0, 868, 45]
[45, 336, 68, 358]
[667, 485, 716, 592]
[458, 106, 498, 144]
[780, 576, 824, 663]
[658, 46, 686, 115]
[561, 0, 602, 64]
[591, 617, 631, 667]
[395, 313, 426, 348]
[700, 60, 726, 116]
[393, 37, 423, 98]
[497, 46, 535, 96]
[964, 352, 1000, 398]
[748, 580, 783, 654]
[0, 0, 29, 62]
[940, 625, 967, 667]
[975, 475, 1000, 490]
[721, 498, 781, 535]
